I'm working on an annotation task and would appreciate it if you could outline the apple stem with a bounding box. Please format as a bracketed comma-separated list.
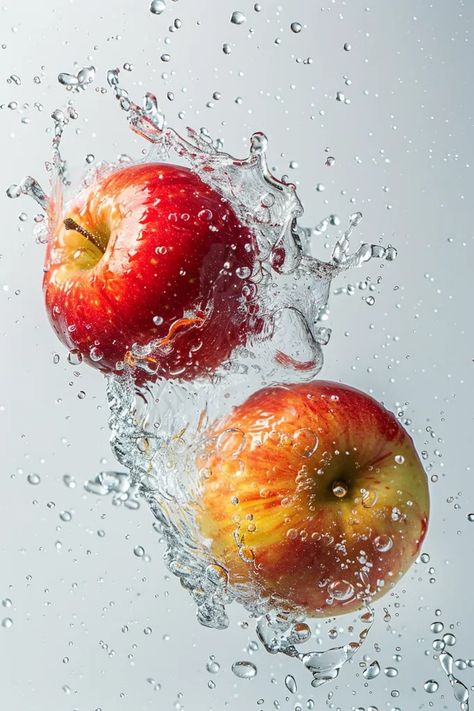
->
[63, 217, 105, 253]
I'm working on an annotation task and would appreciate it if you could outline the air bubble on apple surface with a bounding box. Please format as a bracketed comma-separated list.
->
[374, 535, 393, 553]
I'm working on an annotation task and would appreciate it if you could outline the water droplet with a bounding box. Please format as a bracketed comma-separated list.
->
[363, 661, 381, 680]
[431, 622, 444, 634]
[231, 11, 247, 25]
[1, 617, 13, 629]
[344, 42, 352, 51]
[206, 658, 220, 674]
[443, 633, 456, 646]
[394, 454, 405, 464]
[27, 473, 41, 485]
[150, 0, 166, 14]
[467, 513, 474, 522]
[291, 22, 302, 33]
[60, 510, 72, 522]
[384, 667, 398, 677]
[63, 474, 76, 488]
[134, 545, 145, 557]
[285, 674, 297, 693]
[424, 680, 439, 693]
[68, 350, 83, 366]
[231, 661, 257, 679]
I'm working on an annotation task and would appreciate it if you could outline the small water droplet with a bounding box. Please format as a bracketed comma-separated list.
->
[27, 473, 41, 485]
[291, 22, 302, 33]
[285, 674, 297, 693]
[206, 659, 220, 674]
[1, 617, 13, 629]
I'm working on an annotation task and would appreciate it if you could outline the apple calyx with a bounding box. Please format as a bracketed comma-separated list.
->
[63, 217, 105, 254]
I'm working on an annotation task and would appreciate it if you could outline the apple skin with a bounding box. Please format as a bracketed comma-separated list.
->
[43, 162, 255, 380]
[196, 381, 429, 617]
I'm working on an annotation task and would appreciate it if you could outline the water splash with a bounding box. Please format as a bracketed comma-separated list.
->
[439, 650, 470, 709]
[14, 68, 399, 684]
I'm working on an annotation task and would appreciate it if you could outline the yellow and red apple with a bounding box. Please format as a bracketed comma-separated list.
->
[196, 381, 429, 617]
[44, 162, 255, 380]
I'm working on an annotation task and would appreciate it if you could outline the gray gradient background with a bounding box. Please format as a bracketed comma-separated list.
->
[0, 0, 473, 709]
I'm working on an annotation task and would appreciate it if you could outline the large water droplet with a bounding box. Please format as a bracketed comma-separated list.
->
[231, 661, 257, 679]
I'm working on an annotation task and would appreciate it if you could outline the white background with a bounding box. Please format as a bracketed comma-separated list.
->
[0, 0, 473, 709]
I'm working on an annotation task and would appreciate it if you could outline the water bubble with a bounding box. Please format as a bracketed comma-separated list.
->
[431, 622, 444, 633]
[60, 510, 72, 522]
[285, 674, 297, 693]
[328, 580, 354, 601]
[374, 534, 393, 552]
[134, 545, 145, 557]
[150, 0, 167, 14]
[331, 481, 348, 498]
[291, 22, 302, 33]
[1, 618, 13, 629]
[394, 454, 405, 464]
[222, 43, 232, 54]
[424, 680, 439, 693]
[90, 347, 104, 362]
[27, 473, 41, 485]
[343, 42, 352, 51]
[231, 11, 247, 25]
[385, 667, 398, 677]
[2, 599, 12, 608]
[231, 661, 257, 679]
[467, 513, 474, 522]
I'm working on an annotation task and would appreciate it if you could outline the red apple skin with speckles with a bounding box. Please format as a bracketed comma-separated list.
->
[43, 162, 256, 380]
[196, 381, 429, 617]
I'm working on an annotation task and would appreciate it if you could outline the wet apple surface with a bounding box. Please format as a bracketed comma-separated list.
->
[196, 381, 429, 617]
[44, 162, 256, 379]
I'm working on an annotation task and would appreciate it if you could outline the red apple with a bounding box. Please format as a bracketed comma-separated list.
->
[43, 162, 255, 380]
[196, 381, 429, 617]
